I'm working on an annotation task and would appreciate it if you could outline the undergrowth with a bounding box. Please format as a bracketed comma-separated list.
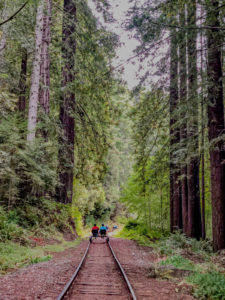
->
[0, 238, 81, 274]
[152, 231, 213, 257]
[0, 198, 82, 274]
[119, 219, 225, 300]
[0, 199, 77, 243]
[116, 219, 162, 245]
[187, 271, 225, 300]
[160, 255, 195, 271]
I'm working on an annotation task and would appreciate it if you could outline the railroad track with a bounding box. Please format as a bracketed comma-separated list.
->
[57, 238, 137, 300]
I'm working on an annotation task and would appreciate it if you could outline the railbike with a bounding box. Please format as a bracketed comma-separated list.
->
[89, 228, 109, 243]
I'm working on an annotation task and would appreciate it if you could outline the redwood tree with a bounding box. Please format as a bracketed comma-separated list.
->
[179, 4, 188, 235]
[186, 0, 202, 239]
[39, 0, 51, 115]
[57, 0, 76, 204]
[27, 0, 44, 141]
[18, 48, 28, 113]
[170, 29, 182, 231]
[206, 0, 225, 251]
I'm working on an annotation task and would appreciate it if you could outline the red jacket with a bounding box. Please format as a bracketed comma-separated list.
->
[92, 226, 99, 231]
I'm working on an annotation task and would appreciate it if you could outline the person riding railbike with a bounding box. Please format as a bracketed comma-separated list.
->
[91, 224, 99, 238]
[99, 224, 107, 238]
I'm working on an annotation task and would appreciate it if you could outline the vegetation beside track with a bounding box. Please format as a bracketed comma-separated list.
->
[117, 220, 225, 300]
[0, 238, 82, 275]
[0, 199, 83, 275]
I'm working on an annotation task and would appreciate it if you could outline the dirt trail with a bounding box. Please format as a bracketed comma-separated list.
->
[0, 238, 194, 300]
[67, 239, 131, 300]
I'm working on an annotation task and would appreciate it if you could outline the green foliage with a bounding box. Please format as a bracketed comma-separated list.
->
[70, 1, 119, 187]
[0, 239, 81, 274]
[0, 195, 80, 273]
[103, 90, 133, 211]
[119, 90, 170, 233]
[0, 115, 58, 207]
[153, 232, 213, 256]
[70, 205, 83, 236]
[120, 157, 170, 232]
[29, 255, 52, 265]
[124, 219, 139, 230]
[187, 272, 225, 300]
[189, 237, 213, 254]
[0, 0, 120, 219]
[118, 219, 162, 246]
[156, 237, 225, 300]
[73, 179, 111, 224]
[0, 198, 75, 244]
[160, 255, 194, 271]
[0, 207, 25, 242]
[125, 0, 215, 242]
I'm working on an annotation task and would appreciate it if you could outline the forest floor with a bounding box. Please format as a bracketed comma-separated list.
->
[0, 237, 195, 300]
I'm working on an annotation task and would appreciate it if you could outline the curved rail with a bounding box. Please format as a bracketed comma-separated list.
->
[57, 239, 137, 300]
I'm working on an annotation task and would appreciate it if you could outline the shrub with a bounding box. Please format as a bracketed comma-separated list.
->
[0, 199, 75, 242]
[118, 219, 162, 245]
[0, 207, 24, 242]
[160, 255, 194, 271]
[187, 271, 225, 300]
[124, 219, 139, 230]
[189, 238, 213, 254]
[155, 232, 213, 256]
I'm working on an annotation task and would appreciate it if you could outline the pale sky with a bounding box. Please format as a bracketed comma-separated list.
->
[88, 0, 171, 91]
[88, 0, 142, 89]
[88, 1, 207, 93]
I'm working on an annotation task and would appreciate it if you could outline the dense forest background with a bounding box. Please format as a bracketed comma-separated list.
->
[0, 0, 225, 263]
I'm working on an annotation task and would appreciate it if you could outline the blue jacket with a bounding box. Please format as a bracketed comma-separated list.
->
[100, 226, 107, 231]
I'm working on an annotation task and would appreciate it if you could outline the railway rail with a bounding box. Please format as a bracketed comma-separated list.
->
[57, 238, 137, 300]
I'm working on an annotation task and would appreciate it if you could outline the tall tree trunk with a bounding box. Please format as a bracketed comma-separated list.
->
[39, 0, 51, 114]
[186, 0, 202, 239]
[200, 5, 206, 240]
[18, 48, 28, 113]
[56, 0, 76, 204]
[179, 4, 188, 235]
[170, 30, 182, 231]
[201, 140, 205, 239]
[27, 1, 44, 141]
[206, 0, 225, 251]
[170, 167, 174, 232]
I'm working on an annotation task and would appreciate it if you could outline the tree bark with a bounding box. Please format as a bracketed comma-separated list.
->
[170, 30, 182, 231]
[200, 5, 206, 240]
[170, 166, 174, 232]
[206, 0, 225, 251]
[39, 0, 51, 114]
[18, 48, 28, 113]
[56, 0, 76, 204]
[186, 0, 202, 239]
[179, 4, 188, 235]
[27, 1, 44, 141]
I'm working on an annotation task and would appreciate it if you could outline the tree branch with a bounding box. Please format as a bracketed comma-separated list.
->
[0, 1, 29, 27]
